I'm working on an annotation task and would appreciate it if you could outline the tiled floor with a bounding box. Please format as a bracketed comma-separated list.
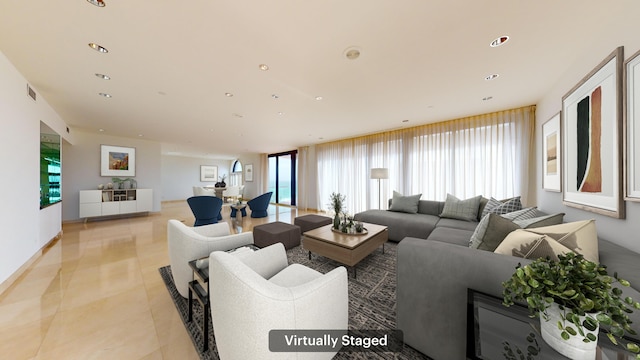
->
[0, 201, 315, 359]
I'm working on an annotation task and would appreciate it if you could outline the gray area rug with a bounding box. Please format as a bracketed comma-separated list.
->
[158, 241, 430, 359]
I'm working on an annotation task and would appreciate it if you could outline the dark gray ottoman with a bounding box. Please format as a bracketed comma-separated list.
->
[294, 214, 332, 234]
[253, 221, 301, 249]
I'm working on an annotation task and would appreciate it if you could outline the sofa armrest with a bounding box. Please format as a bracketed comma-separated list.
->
[397, 238, 530, 360]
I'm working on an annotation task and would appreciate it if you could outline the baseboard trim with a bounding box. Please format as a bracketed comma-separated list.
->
[0, 231, 62, 297]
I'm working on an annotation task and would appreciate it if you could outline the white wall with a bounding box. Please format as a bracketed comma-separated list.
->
[161, 156, 231, 201]
[535, 8, 640, 253]
[62, 130, 163, 221]
[0, 50, 72, 285]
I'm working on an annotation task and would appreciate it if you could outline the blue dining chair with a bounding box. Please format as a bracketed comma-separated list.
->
[247, 192, 273, 218]
[187, 196, 223, 226]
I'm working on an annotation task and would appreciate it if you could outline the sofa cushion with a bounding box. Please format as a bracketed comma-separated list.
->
[425, 227, 475, 246]
[353, 210, 439, 242]
[440, 194, 482, 222]
[494, 231, 572, 261]
[469, 213, 521, 251]
[436, 218, 479, 232]
[417, 200, 445, 216]
[389, 191, 422, 214]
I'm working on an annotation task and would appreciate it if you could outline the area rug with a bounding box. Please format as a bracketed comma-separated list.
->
[158, 242, 430, 359]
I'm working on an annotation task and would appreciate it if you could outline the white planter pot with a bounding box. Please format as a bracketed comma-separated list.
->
[540, 302, 599, 360]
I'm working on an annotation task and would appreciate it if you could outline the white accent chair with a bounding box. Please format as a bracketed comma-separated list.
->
[209, 243, 348, 360]
[167, 219, 253, 298]
[193, 186, 217, 197]
[222, 185, 240, 203]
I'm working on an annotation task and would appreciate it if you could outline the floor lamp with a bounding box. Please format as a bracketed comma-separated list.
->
[370, 168, 388, 209]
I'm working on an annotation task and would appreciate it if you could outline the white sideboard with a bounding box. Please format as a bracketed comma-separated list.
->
[79, 189, 153, 219]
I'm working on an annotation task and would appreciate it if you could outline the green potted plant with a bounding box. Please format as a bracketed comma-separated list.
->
[329, 192, 345, 230]
[502, 252, 640, 359]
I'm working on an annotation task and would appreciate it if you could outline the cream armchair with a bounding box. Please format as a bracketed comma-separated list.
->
[222, 185, 240, 203]
[209, 243, 348, 360]
[192, 186, 217, 197]
[167, 219, 253, 298]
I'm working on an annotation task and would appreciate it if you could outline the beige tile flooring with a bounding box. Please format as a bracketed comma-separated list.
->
[0, 201, 316, 359]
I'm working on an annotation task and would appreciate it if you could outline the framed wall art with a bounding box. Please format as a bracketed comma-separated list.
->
[101, 145, 136, 177]
[245, 164, 253, 182]
[625, 49, 640, 201]
[542, 112, 561, 192]
[562, 47, 625, 218]
[200, 165, 218, 182]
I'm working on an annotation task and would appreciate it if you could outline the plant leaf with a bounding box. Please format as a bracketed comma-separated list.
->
[627, 342, 640, 353]
[565, 326, 577, 336]
[596, 313, 612, 325]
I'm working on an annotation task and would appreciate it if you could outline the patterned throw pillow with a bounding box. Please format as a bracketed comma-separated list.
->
[523, 220, 599, 263]
[501, 207, 538, 221]
[440, 194, 482, 222]
[481, 196, 523, 218]
[494, 230, 573, 261]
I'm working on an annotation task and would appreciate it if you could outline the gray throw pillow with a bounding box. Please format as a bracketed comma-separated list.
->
[389, 191, 421, 214]
[469, 213, 521, 251]
[514, 213, 565, 228]
[440, 194, 482, 222]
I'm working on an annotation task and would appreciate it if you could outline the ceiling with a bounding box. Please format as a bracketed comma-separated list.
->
[0, 1, 637, 159]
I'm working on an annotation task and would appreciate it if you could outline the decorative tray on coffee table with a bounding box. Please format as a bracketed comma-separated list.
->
[331, 228, 368, 236]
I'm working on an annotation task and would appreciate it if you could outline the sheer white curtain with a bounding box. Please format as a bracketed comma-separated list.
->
[316, 106, 535, 213]
[297, 146, 311, 210]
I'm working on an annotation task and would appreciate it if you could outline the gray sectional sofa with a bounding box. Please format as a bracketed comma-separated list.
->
[354, 199, 640, 360]
[353, 198, 485, 244]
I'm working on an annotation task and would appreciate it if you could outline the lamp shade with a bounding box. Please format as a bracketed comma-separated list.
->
[370, 168, 389, 180]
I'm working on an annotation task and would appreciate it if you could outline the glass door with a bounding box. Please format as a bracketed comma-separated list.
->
[268, 151, 297, 205]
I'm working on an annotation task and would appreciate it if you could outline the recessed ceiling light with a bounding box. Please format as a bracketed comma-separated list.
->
[272, 94, 279, 99]
[98, 92, 112, 98]
[259, 64, 269, 71]
[138, 134, 144, 137]
[485, 74, 499, 81]
[490, 36, 509, 47]
[225, 92, 233, 97]
[95, 73, 110, 80]
[483, 96, 493, 101]
[315, 96, 323, 101]
[278, 112, 284, 115]
[86, 0, 105, 7]
[344, 47, 361, 60]
[402, 120, 409, 123]
[89, 43, 108, 53]
[98, 129, 105, 132]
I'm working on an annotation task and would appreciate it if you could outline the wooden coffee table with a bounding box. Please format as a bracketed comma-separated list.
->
[302, 223, 388, 277]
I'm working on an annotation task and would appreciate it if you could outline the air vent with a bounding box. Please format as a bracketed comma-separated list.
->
[27, 84, 36, 101]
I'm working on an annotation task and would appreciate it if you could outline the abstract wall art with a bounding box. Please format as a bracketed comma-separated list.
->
[562, 47, 624, 218]
[625, 49, 640, 201]
[542, 112, 561, 192]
